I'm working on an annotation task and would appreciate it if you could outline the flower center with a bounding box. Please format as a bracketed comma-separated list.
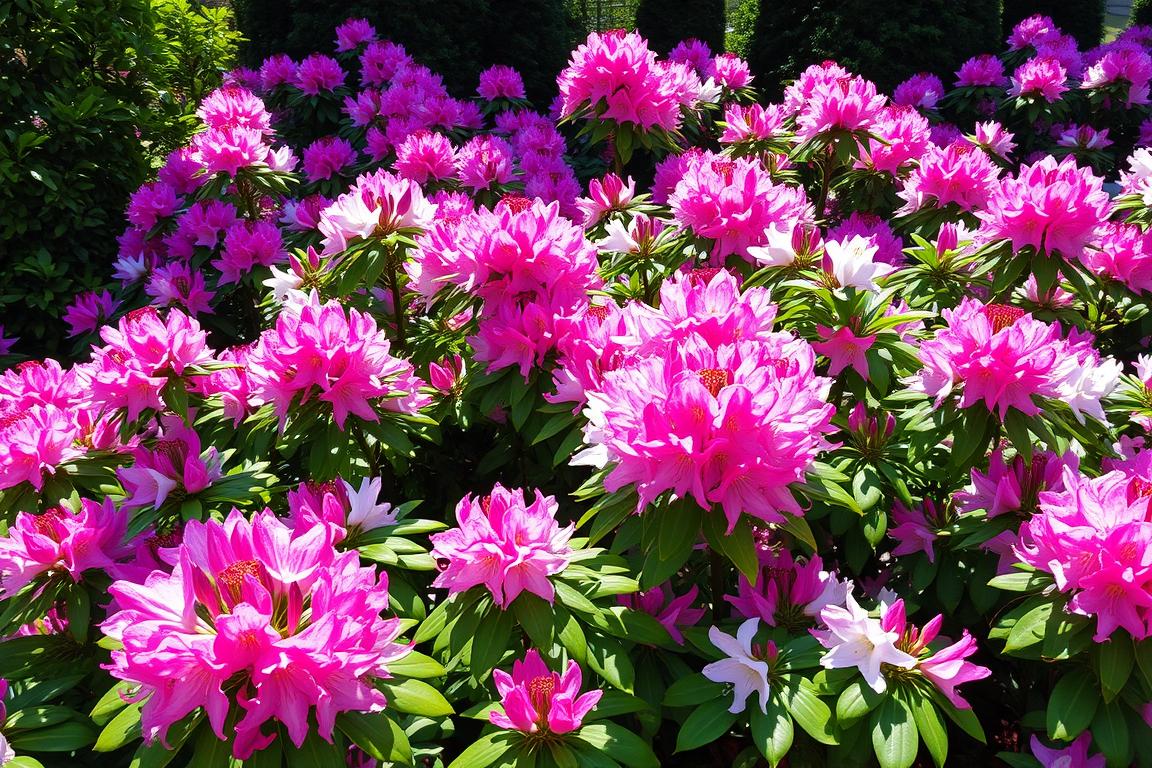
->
[697, 368, 731, 397]
[689, 267, 724, 285]
[500, 195, 533, 213]
[586, 304, 611, 322]
[981, 304, 1026, 333]
[527, 674, 556, 723]
[218, 560, 262, 604]
[31, 508, 69, 540]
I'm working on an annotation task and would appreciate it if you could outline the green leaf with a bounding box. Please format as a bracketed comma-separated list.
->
[750, 695, 794, 767]
[376, 679, 455, 717]
[573, 722, 659, 768]
[446, 730, 520, 768]
[907, 690, 948, 768]
[1097, 635, 1134, 702]
[674, 696, 738, 752]
[512, 593, 555, 649]
[90, 683, 133, 725]
[779, 675, 837, 745]
[185, 724, 232, 768]
[586, 632, 635, 693]
[1046, 667, 1099, 741]
[987, 571, 1051, 593]
[337, 711, 408, 763]
[387, 651, 446, 679]
[128, 712, 201, 768]
[1004, 601, 1054, 653]
[8, 721, 97, 752]
[870, 693, 918, 768]
[702, 513, 759, 583]
[836, 679, 884, 727]
[93, 701, 142, 751]
[779, 513, 818, 551]
[288, 732, 345, 767]
[469, 606, 513, 680]
[641, 499, 702, 589]
[663, 673, 725, 708]
[1091, 702, 1132, 767]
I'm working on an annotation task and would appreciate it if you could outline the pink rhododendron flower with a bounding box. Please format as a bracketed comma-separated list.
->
[1009, 56, 1068, 102]
[707, 53, 752, 89]
[1030, 733, 1105, 768]
[190, 126, 272, 177]
[454, 135, 515, 192]
[1081, 222, 1152, 295]
[0, 498, 131, 597]
[196, 86, 272, 134]
[878, 598, 990, 708]
[1008, 14, 1060, 49]
[669, 153, 811, 262]
[557, 30, 683, 131]
[892, 72, 944, 109]
[477, 65, 526, 100]
[334, 18, 376, 52]
[317, 169, 436, 255]
[126, 182, 180, 230]
[977, 155, 1110, 260]
[0, 405, 84, 491]
[955, 54, 1008, 88]
[63, 290, 120, 337]
[118, 419, 224, 509]
[618, 583, 704, 644]
[703, 619, 773, 714]
[908, 298, 1118, 421]
[795, 74, 887, 141]
[145, 262, 215, 316]
[1016, 468, 1152, 641]
[102, 510, 410, 759]
[576, 325, 835, 530]
[727, 549, 851, 628]
[429, 484, 573, 607]
[294, 54, 345, 94]
[955, 448, 1077, 518]
[288, 477, 395, 544]
[669, 38, 712, 71]
[1082, 46, 1152, 105]
[888, 500, 944, 562]
[969, 121, 1017, 160]
[85, 307, 214, 421]
[897, 141, 1002, 213]
[258, 54, 297, 90]
[246, 291, 430, 429]
[576, 173, 635, 227]
[394, 130, 456, 184]
[489, 649, 601, 735]
[301, 136, 356, 183]
[813, 324, 876, 378]
[858, 105, 931, 174]
[719, 102, 788, 144]
[214, 220, 286, 284]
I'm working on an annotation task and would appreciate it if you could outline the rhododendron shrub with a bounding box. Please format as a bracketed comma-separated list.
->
[8, 13, 1152, 768]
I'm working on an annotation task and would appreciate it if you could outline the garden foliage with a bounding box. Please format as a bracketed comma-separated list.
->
[4, 11, 1152, 768]
[0, 0, 239, 355]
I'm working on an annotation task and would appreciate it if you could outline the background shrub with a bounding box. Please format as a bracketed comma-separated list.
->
[634, 0, 725, 54]
[746, 0, 1002, 94]
[232, 0, 574, 103]
[0, 0, 237, 356]
[1134, 0, 1152, 26]
[1003, 0, 1105, 49]
[726, 0, 759, 57]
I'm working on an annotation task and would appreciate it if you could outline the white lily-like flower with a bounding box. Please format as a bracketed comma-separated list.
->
[341, 476, 397, 532]
[824, 235, 895, 290]
[816, 593, 916, 693]
[701, 618, 772, 714]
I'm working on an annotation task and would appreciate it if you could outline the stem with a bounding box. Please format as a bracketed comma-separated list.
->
[710, 549, 726, 620]
[388, 247, 407, 352]
[814, 146, 835, 222]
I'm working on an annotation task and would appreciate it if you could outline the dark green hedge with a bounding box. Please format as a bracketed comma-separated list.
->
[633, 0, 725, 55]
[746, 0, 1002, 95]
[232, 0, 575, 104]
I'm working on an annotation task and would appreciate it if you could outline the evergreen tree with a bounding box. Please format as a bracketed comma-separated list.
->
[634, 0, 726, 55]
[747, 0, 1001, 96]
